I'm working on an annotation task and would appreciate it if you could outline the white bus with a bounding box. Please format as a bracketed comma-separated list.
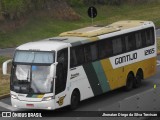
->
[3, 20, 157, 110]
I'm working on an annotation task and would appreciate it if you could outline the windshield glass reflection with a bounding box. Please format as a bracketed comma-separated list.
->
[12, 64, 53, 94]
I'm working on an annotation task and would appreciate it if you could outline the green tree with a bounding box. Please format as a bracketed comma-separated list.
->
[1, 0, 27, 20]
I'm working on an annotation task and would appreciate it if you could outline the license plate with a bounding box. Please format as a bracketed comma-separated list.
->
[26, 104, 34, 107]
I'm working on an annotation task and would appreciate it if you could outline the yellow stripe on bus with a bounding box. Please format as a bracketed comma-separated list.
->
[100, 59, 115, 90]
[37, 95, 44, 98]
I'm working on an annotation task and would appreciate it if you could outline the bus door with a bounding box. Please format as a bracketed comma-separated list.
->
[54, 48, 68, 108]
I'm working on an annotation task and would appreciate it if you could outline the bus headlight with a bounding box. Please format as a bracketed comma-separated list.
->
[11, 94, 18, 99]
[42, 96, 54, 101]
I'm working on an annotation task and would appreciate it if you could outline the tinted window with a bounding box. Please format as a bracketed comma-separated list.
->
[70, 46, 84, 67]
[70, 48, 77, 67]
[141, 28, 155, 47]
[90, 44, 98, 61]
[125, 33, 136, 51]
[56, 48, 68, 94]
[84, 43, 98, 62]
[141, 30, 147, 47]
[84, 45, 92, 62]
[76, 46, 85, 65]
[146, 28, 154, 46]
[98, 39, 113, 59]
[135, 32, 142, 49]
[112, 37, 123, 55]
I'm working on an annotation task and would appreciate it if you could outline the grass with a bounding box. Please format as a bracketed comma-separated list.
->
[0, 56, 10, 96]
[1, 3, 160, 48]
[76, 3, 160, 26]
[157, 38, 160, 51]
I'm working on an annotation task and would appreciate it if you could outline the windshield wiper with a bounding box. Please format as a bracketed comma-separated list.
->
[27, 70, 30, 82]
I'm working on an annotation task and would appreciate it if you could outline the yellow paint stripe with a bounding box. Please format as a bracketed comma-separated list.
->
[89, 37, 99, 41]
[100, 59, 115, 90]
[37, 95, 44, 98]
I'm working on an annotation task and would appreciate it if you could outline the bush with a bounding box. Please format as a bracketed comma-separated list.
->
[67, 0, 84, 7]
[1, 0, 27, 20]
[67, 0, 126, 6]
[106, 0, 122, 5]
[0, 56, 9, 65]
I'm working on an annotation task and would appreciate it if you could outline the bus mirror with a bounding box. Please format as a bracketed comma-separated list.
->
[54, 62, 58, 66]
[50, 62, 58, 78]
[2, 59, 12, 75]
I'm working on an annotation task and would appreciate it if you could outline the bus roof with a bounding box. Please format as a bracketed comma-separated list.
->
[16, 20, 155, 51]
[16, 37, 88, 51]
[59, 20, 154, 37]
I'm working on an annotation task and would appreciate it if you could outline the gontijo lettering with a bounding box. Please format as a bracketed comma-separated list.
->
[115, 53, 137, 65]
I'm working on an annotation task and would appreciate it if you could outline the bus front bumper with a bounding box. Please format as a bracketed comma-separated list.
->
[11, 98, 55, 110]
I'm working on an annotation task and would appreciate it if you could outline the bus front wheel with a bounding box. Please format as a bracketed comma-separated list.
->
[70, 90, 80, 110]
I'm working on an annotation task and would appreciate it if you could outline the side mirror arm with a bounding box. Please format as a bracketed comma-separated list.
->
[50, 62, 58, 97]
[2, 59, 12, 75]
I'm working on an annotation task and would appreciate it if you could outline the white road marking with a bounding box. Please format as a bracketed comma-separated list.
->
[0, 102, 18, 111]
[157, 60, 160, 66]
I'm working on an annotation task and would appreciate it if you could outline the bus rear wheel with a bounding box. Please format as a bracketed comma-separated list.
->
[70, 90, 80, 110]
[133, 70, 143, 88]
[125, 73, 134, 91]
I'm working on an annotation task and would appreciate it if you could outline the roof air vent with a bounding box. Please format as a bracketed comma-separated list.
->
[49, 38, 68, 41]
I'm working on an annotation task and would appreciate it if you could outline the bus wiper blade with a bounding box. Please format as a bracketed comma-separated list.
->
[27, 70, 30, 82]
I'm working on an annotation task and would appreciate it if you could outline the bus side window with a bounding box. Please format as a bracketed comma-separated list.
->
[135, 32, 142, 49]
[141, 30, 147, 47]
[98, 39, 113, 59]
[146, 28, 154, 46]
[70, 48, 77, 68]
[125, 33, 136, 52]
[84, 45, 92, 62]
[84, 43, 98, 62]
[75, 46, 85, 65]
[98, 40, 107, 59]
[90, 44, 98, 61]
[56, 48, 68, 95]
[112, 37, 123, 55]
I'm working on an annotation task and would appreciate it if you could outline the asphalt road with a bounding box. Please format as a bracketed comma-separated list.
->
[0, 48, 15, 57]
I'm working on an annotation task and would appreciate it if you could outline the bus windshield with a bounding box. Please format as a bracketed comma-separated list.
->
[14, 51, 54, 64]
[11, 51, 55, 94]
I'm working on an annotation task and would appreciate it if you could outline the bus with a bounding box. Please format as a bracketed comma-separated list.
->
[2, 20, 157, 110]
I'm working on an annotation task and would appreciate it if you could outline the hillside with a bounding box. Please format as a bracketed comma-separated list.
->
[0, 0, 80, 32]
[0, 0, 160, 48]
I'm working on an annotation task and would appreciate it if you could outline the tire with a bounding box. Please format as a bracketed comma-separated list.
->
[70, 90, 80, 110]
[125, 73, 134, 91]
[133, 70, 142, 88]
